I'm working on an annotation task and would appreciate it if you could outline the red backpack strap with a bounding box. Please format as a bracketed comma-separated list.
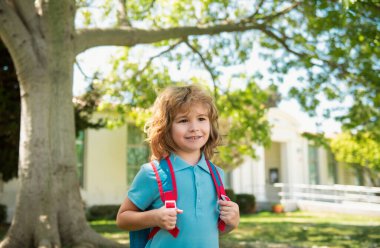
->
[148, 157, 180, 239]
[150, 161, 165, 202]
[165, 156, 178, 201]
[206, 160, 230, 232]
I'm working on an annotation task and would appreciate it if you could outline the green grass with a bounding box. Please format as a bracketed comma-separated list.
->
[219, 211, 380, 248]
[1, 211, 379, 247]
[90, 220, 130, 246]
[90, 211, 380, 248]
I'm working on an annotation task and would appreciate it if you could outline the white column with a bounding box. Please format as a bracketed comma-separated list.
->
[253, 146, 266, 202]
[281, 142, 289, 183]
[319, 148, 328, 185]
[231, 159, 244, 194]
[302, 138, 310, 184]
[231, 156, 254, 194]
[295, 138, 308, 184]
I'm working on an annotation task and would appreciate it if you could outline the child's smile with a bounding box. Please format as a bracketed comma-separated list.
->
[185, 135, 203, 141]
[171, 103, 210, 160]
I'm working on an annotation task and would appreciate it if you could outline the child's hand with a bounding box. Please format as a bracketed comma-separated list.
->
[154, 206, 183, 230]
[219, 200, 240, 229]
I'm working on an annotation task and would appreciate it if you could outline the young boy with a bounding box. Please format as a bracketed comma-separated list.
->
[116, 85, 239, 247]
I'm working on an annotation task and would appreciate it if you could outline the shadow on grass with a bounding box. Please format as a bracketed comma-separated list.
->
[221, 212, 380, 248]
[90, 220, 130, 246]
[1, 212, 379, 248]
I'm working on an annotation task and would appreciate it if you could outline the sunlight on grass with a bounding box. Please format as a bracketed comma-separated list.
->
[0, 211, 377, 247]
[240, 211, 380, 225]
[89, 211, 380, 248]
[221, 211, 380, 248]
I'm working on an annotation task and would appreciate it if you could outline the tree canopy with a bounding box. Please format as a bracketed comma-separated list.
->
[79, 0, 379, 168]
[284, 1, 379, 138]
[0, 0, 378, 247]
[330, 132, 380, 187]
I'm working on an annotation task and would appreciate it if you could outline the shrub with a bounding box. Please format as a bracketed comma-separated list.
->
[86, 205, 120, 221]
[224, 188, 236, 202]
[0, 204, 6, 223]
[235, 194, 256, 214]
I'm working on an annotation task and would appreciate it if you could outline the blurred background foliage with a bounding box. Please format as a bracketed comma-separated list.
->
[1, 0, 379, 182]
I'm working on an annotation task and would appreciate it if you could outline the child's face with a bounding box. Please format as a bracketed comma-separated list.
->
[171, 103, 210, 157]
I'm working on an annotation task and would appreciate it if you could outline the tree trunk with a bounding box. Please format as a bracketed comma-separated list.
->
[0, 1, 123, 247]
[364, 167, 380, 188]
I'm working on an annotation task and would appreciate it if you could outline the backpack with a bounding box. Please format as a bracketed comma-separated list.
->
[129, 156, 230, 248]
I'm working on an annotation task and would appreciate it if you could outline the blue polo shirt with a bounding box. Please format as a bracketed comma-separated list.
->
[128, 153, 224, 248]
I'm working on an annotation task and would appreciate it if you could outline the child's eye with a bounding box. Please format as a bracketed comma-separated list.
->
[199, 117, 207, 121]
[178, 119, 188, 123]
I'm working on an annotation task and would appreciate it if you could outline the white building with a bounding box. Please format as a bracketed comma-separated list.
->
[230, 109, 379, 215]
[1, 108, 379, 221]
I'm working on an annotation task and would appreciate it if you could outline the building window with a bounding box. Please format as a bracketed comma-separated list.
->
[269, 168, 280, 184]
[327, 151, 338, 184]
[308, 145, 319, 185]
[126, 125, 150, 185]
[76, 130, 85, 187]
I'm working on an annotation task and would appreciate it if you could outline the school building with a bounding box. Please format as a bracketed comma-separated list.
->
[1, 108, 379, 221]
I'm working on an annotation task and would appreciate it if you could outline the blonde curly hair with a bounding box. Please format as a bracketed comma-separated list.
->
[145, 85, 221, 160]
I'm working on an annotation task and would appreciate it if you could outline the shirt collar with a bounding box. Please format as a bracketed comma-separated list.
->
[169, 152, 210, 174]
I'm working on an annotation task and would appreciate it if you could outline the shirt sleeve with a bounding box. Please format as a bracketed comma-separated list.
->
[128, 163, 159, 210]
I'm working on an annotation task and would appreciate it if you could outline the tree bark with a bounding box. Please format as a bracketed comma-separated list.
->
[0, 1, 122, 247]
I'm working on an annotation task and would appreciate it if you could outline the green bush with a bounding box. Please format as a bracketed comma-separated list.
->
[224, 188, 236, 202]
[0, 204, 6, 223]
[86, 205, 120, 221]
[235, 194, 256, 214]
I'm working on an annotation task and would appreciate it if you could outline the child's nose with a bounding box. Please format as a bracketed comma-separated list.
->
[189, 121, 199, 131]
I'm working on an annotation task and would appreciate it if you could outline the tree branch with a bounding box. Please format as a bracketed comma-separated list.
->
[249, 0, 266, 20]
[116, 0, 131, 26]
[133, 0, 156, 15]
[116, 0, 157, 27]
[131, 39, 183, 80]
[0, 1, 40, 71]
[12, 0, 41, 35]
[75, 2, 303, 57]
[261, 27, 306, 57]
[75, 22, 263, 55]
[184, 39, 218, 95]
[256, 1, 301, 23]
[243, 1, 301, 24]
[75, 60, 93, 80]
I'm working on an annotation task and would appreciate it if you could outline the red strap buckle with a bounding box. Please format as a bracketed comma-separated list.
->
[165, 200, 176, 209]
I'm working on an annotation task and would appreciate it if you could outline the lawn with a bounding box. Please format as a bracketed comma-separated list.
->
[90, 211, 380, 248]
[218, 211, 380, 248]
[1, 211, 379, 247]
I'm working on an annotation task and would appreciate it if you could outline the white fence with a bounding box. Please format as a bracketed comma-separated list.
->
[273, 183, 380, 215]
